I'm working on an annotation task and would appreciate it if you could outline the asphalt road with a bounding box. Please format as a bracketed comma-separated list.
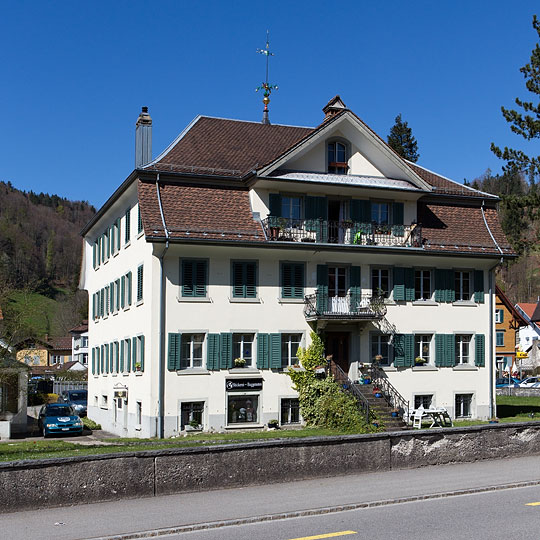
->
[3, 454, 540, 540]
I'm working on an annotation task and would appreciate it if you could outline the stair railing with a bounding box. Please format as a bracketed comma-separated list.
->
[370, 363, 409, 422]
[328, 359, 372, 424]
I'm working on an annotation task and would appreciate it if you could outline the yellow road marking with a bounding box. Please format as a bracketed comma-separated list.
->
[288, 531, 357, 540]
[526, 502, 540, 506]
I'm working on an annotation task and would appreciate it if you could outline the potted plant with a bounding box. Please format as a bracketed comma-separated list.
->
[234, 358, 246, 368]
[415, 356, 427, 366]
[268, 419, 279, 429]
[186, 418, 201, 431]
[135, 362, 141, 372]
[391, 407, 400, 418]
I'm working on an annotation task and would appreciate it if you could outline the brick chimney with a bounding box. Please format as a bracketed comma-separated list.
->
[135, 106, 152, 168]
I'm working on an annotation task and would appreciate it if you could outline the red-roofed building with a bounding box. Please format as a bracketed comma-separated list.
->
[80, 98, 515, 437]
[516, 302, 540, 373]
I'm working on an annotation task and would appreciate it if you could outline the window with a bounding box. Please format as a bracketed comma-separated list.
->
[371, 268, 390, 298]
[370, 334, 391, 366]
[233, 334, 254, 367]
[455, 394, 473, 418]
[371, 202, 390, 225]
[122, 338, 131, 373]
[281, 262, 304, 299]
[227, 395, 258, 424]
[414, 270, 432, 301]
[327, 141, 348, 174]
[232, 261, 257, 298]
[455, 335, 472, 364]
[51, 355, 62, 365]
[414, 334, 432, 365]
[125, 208, 131, 244]
[181, 334, 204, 369]
[414, 395, 433, 409]
[328, 266, 346, 297]
[495, 309, 503, 324]
[137, 265, 143, 302]
[137, 206, 143, 234]
[82, 336, 88, 347]
[496, 331, 505, 347]
[121, 272, 132, 308]
[136, 401, 142, 426]
[181, 401, 204, 429]
[101, 395, 108, 409]
[454, 271, 471, 301]
[182, 259, 207, 297]
[281, 334, 301, 367]
[281, 398, 300, 424]
[281, 195, 302, 220]
[81, 353, 88, 365]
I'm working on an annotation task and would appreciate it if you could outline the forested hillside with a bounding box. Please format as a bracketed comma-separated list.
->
[0, 181, 95, 345]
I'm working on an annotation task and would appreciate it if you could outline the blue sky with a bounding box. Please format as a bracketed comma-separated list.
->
[2, 1, 539, 208]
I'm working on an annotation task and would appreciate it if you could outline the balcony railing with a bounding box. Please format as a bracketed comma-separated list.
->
[262, 218, 422, 248]
[304, 292, 387, 321]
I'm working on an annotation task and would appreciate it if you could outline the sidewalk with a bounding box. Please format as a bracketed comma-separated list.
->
[2, 454, 540, 540]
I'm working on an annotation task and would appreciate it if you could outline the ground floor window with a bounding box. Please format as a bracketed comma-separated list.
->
[227, 395, 258, 424]
[455, 394, 473, 418]
[281, 334, 301, 367]
[181, 401, 204, 429]
[370, 334, 391, 365]
[414, 394, 433, 409]
[233, 334, 254, 367]
[281, 398, 300, 424]
[136, 401, 142, 426]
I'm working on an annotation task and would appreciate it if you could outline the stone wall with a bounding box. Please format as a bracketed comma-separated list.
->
[496, 387, 540, 397]
[2, 422, 540, 513]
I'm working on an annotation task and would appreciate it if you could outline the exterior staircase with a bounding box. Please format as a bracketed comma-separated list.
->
[354, 383, 408, 431]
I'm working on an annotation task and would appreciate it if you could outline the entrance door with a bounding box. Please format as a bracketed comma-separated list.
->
[325, 332, 350, 374]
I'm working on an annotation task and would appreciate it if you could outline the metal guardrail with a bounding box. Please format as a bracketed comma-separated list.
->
[328, 359, 372, 424]
[370, 363, 409, 422]
[262, 218, 422, 248]
[304, 292, 387, 320]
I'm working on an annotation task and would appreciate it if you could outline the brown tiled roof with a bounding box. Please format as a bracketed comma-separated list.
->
[419, 202, 515, 255]
[138, 180, 265, 241]
[143, 117, 313, 177]
[496, 285, 529, 327]
[47, 337, 73, 351]
[408, 162, 497, 199]
[531, 302, 540, 323]
[70, 321, 88, 333]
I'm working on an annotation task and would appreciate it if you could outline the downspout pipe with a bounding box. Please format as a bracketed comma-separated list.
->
[156, 174, 170, 438]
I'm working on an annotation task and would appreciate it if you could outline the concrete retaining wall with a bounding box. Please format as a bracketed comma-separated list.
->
[496, 387, 540, 397]
[2, 422, 540, 513]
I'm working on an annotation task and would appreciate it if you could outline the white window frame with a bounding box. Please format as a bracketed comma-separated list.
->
[455, 334, 472, 364]
[370, 333, 391, 366]
[414, 269, 432, 301]
[414, 334, 433, 365]
[455, 393, 473, 418]
[233, 334, 254, 367]
[281, 333, 302, 368]
[371, 267, 391, 299]
[181, 333, 205, 369]
[454, 270, 472, 301]
[495, 309, 503, 324]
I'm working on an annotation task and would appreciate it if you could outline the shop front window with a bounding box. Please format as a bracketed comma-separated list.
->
[227, 395, 258, 424]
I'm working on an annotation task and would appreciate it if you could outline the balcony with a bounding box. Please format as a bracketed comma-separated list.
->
[261, 218, 422, 248]
[304, 292, 387, 322]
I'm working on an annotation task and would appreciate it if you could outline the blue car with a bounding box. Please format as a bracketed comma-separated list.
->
[38, 404, 83, 437]
[495, 377, 521, 388]
[58, 389, 88, 417]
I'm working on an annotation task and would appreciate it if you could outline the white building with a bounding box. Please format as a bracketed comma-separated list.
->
[80, 97, 514, 438]
[70, 321, 89, 367]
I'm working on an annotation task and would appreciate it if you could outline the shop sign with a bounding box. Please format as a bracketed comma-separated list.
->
[225, 379, 263, 391]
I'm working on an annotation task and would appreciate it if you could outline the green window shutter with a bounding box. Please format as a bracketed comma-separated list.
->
[474, 270, 484, 303]
[435, 270, 445, 303]
[140, 336, 145, 371]
[475, 334, 485, 367]
[137, 265, 143, 302]
[110, 282, 115, 312]
[116, 218, 121, 251]
[392, 202, 404, 225]
[96, 347, 100, 375]
[350, 266, 361, 312]
[220, 333, 232, 369]
[120, 341, 125, 372]
[93, 244, 96, 268]
[360, 200, 371, 222]
[126, 339, 132, 372]
[109, 343, 114, 373]
[232, 262, 257, 298]
[435, 334, 455, 367]
[182, 260, 207, 297]
[111, 224, 115, 254]
[281, 262, 304, 299]
[207, 334, 220, 370]
[270, 333, 282, 369]
[91, 348, 95, 375]
[349, 199, 362, 222]
[316, 264, 329, 312]
[446, 270, 455, 303]
[393, 267, 405, 301]
[167, 333, 181, 371]
[500, 309, 504, 323]
[105, 344, 109, 374]
[120, 275, 125, 308]
[195, 261, 207, 297]
[446, 334, 456, 367]
[405, 268, 415, 302]
[138, 206, 143, 233]
[435, 334, 445, 367]
[132, 337, 137, 370]
[257, 333, 270, 369]
[268, 193, 282, 217]
[404, 334, 414, 367]
[393, 334, 405, 367]
[127, 272, 132, 305]
[125, 209, 131, 243]
[305, 196, 328, 219]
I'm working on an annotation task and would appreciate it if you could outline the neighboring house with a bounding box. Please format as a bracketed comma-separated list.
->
[47, 336, 73, 366]
[31, 361, 87, 378]
[70, 321, 89, 367]
[516, 301, 540, 373]
[15, 339, 51, 367]
[0, 357, 29, 439]
[495, 285, 529, 377]
[79, 97, 515, 438]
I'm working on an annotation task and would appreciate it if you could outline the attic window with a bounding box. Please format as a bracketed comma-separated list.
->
[327, 141, 348, 174]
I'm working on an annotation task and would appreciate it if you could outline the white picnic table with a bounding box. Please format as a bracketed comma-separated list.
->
[408, 407, 453, 429]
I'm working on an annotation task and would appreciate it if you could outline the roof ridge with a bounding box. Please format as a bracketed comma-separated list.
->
[196, 115, 314, 130]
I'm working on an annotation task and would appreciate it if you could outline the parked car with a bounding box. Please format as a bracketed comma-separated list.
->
[495, 377, 521, 388]
[519, 377, 540, 388]
[37, 404, 83, 437]
[58, 389, 87, 416]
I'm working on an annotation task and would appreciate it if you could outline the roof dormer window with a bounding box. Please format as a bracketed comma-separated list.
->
[327, 140, 348, 174]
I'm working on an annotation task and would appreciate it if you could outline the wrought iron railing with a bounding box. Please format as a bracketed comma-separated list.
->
[328, 359, 372, 424]
[370, 363, 409, 422]
[262, 218, 422, 248]
[304, 292, 387, 320]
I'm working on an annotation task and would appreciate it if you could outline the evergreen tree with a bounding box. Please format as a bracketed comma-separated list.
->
[491, 15, 540, 185]
[387, 113, 420, 162]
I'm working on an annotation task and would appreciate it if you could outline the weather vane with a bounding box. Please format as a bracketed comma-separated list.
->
[256, 31, 278, 124]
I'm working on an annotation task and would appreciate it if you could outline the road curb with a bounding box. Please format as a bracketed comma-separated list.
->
[88, 479, 540, 540]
